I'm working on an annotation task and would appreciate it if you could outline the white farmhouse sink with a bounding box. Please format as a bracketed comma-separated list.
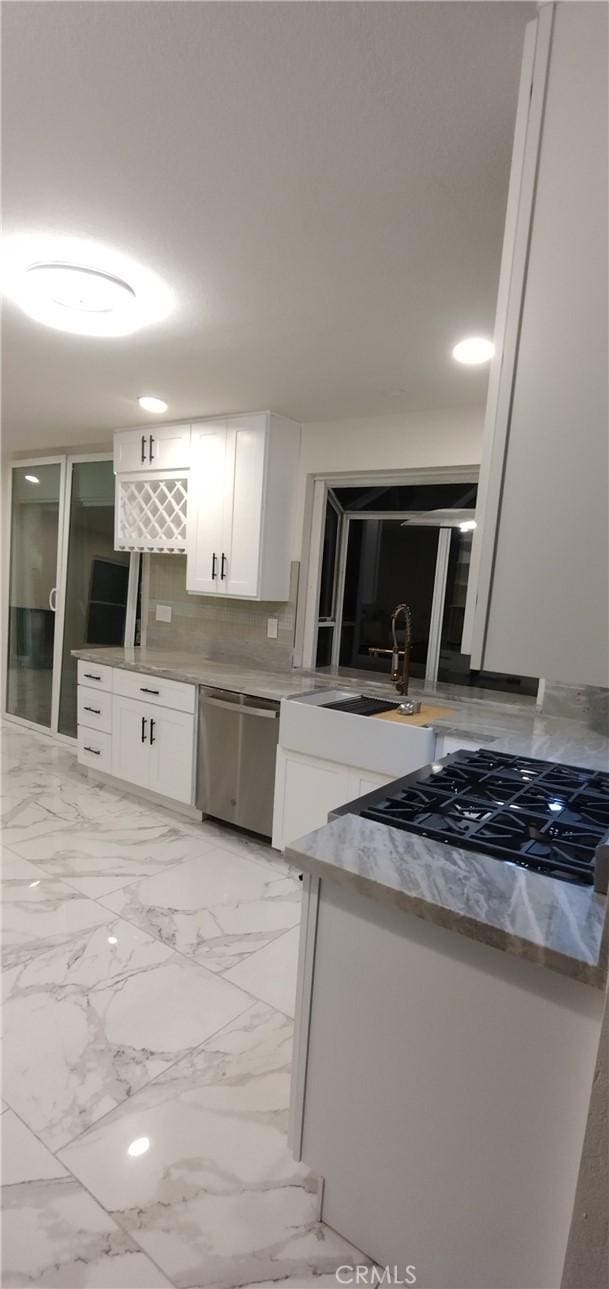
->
[279, 689, 436, 778]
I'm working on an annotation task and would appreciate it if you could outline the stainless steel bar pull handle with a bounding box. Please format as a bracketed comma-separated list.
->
[149, 434, 154, 462]
[220, 553, 227, 580]
[141, 716, 148, 743]
[84, 673, 101, 681]
[140, 687, 160, 695]
[141, 435, 147, 463]
[200, 695, 279, 719]
[211, 552, 218, 580]
[83, 705, 101, 715]
[84, 746, 100, 755]
[149, 719, 156, 745]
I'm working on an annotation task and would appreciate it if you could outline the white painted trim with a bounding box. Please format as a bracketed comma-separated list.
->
[51, 458, 71, 732]
[462, 11, 552, 663]
[301, 479, 329, 669]
[288, 872, 320, 1159]
[312, 465, 480, 490]
[125, 553, 141, 647]
[3, 456, 66, 731]
[330, 515, 350, 669]
[425, 527, 452, 687]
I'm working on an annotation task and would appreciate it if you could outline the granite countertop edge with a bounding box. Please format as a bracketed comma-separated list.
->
[286, 815, 608, 991]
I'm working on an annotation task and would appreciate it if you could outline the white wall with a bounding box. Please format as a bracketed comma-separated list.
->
[292, 404, 484, 558]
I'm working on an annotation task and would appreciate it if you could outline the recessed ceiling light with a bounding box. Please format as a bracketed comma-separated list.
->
[452, 336, 495, 365]
[24, 474, 40, 484]
[107, 935, 118, 945]
[127, 1136, 150, 1158]
[1, 235, 173, 337]
[138, 396, 168, 414]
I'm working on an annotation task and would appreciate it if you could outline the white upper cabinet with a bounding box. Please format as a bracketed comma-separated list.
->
[184, 422, 228, 594]
[463, 3, 608, 687]
[186, 412, 300, 601]
[114, 424, 191, 474]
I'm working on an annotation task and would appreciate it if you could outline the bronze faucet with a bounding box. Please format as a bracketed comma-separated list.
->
[390, 603, 412, 696]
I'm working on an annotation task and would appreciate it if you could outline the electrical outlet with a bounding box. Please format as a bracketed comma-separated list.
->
[155, 604, 172, 623]
[267, 616, 279, 639]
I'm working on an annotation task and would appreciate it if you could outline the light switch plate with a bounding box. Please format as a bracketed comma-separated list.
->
[156, 604, 172, 623]
[267, 616, 279, 639]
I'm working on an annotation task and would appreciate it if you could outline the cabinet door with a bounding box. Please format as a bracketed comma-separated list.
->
[114, 425, 190, 473]
[111, 694, 152, 790]
[220, 415, 266, 598]
[147, 707, 196, 805]
[145, 424, 191, 471]
[355, 771, 394, 797]
[186, 423, 227, 594]
[279, 753, 354, 849]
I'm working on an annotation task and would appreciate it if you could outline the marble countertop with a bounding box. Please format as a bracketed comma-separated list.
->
[73, 647, 609, 768]
[72, 647, 346, 702]
[75, 646, 608, 987]
[287, 813, 608, 989]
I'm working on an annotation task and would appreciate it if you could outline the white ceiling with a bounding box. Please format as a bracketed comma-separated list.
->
[1, 1, 533, 451]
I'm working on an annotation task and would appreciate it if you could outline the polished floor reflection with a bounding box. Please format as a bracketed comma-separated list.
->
[1, 719, 366, 1288]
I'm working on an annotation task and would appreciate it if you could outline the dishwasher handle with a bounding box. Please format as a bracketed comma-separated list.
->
[200, 694, 279, 719]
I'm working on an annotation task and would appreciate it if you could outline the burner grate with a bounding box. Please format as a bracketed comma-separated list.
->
[361, 747, 608, 885]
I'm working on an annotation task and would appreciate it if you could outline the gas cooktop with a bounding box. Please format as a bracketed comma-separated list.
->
[356, 748, 609, 886]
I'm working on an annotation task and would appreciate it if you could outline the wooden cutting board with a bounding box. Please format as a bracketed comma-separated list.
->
[372, 703, 456, 726]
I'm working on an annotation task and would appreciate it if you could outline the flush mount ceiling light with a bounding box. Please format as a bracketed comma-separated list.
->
[452, 336, 495, 365]
[1, 235, 173, 337]
[138, 395, 168, 414]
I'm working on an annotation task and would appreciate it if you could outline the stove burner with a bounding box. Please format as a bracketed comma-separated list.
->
[360, 747, 609, 886]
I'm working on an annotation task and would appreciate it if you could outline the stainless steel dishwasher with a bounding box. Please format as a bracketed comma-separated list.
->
[197, 687, 280, 837]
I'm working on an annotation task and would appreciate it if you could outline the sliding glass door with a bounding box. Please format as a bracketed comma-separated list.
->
[57, 459, 131, 737]
[5, 454, 138, 737]
[6, 462, 64, 728]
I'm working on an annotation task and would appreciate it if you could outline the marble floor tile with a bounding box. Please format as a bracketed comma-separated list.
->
[2, 878, 115, 971]
[59, 1003, 365, 1289]
[1, 722, 369, 1288]
[2, 1174, 172, 1287]
[2, 1109, 69, 1184]
[3, 912, 250, 1150]
[99, 847, 301, 973]
[224, 925, 301, 1017]
[5, 812, 221, 896]
[0, 846, 49, 881]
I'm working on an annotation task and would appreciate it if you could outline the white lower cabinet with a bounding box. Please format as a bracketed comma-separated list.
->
[77, 666, 197, 807]
[272, 749, 394, 851]
[77, 727, 113, 774]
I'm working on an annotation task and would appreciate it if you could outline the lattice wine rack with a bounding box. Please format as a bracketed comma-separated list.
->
[116, 475, 188, 552]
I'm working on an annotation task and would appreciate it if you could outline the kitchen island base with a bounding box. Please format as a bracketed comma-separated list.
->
[290, 875, 604, 1289]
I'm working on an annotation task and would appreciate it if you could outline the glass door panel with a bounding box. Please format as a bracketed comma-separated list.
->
[58, 460, 129, 737]
[6, 464, 62, 727]
[338, 520, 439, 677]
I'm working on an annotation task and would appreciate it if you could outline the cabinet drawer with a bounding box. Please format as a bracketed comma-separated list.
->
[77, 686, 113, 734]
[77, 660, 114, 692]
[112, 668, 196, 714]
[77, 727, 112, 772]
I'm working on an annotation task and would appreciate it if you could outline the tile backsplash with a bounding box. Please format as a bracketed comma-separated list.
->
[144, 555, 299, 671]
